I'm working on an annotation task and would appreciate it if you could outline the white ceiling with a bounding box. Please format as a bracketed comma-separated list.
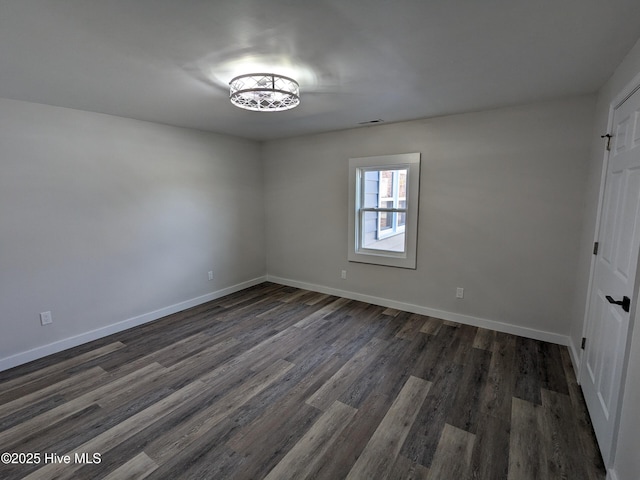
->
[1, 0, 639, 141]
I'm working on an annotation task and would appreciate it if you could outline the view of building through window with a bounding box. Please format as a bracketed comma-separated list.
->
[362, 168, 407, 252]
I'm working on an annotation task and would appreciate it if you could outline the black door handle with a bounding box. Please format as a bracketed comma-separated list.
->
[605, 295, 631, 313]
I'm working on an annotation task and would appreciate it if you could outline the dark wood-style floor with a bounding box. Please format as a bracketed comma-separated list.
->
[0, 283, 605, 479]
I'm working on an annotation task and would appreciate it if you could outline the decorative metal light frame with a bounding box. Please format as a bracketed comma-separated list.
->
[229, 73, 300, 112]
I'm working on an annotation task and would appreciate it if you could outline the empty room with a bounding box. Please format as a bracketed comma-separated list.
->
[1, 1, 640, 479]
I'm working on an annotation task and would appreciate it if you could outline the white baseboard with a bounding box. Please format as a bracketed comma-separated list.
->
[567, 336, 583, 381]
[267, 275, 570, 346]
[0, 276, 267, 373]
[2, 273, 571, 373]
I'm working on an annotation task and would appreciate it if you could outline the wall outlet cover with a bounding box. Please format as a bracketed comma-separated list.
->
[40, 311, 53, 325]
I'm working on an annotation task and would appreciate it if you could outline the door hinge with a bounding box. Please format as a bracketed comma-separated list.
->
[581, 337, 587, 350]
[601, 133, 612, 151]
[593, 242, 599, 255]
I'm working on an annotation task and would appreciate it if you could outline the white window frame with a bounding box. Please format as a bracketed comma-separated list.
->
[348, 153, 420, 269]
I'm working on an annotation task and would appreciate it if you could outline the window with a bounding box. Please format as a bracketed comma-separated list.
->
[348, 153, 420, 268]
[362, 168, 407, 252]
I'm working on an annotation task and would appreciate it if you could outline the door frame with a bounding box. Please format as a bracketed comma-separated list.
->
[578, 71, 640, 466]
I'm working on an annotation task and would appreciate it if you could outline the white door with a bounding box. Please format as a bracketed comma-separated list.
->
[581, 84, 640, 463]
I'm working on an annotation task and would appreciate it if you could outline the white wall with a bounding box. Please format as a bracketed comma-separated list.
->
[574, 37, 640, 480]
[0, 98, 265, 370]
[264, 96, 595, 343]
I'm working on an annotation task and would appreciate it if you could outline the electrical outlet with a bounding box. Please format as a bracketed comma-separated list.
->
[456, 287, 464, 299]
[341, 270, 347, 279]
[208, 271, 214, 281]
[40, 311, 53, 325]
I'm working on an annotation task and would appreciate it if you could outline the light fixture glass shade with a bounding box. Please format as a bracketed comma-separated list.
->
[229, 73, 300, 111]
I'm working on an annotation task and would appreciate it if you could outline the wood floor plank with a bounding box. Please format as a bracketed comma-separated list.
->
[0, 365, 106, 420]
[472, 326, 496, 351]
[263, 400, 358, 480]
[339, 335, 421, 409]
[559, 347, 605, 479]
[328, 306, 390, 352]
[302, 291, 331, 306]
[210, 296, 283, 324]
[538, 342, 570, 395]
[0, 362, 165, 449]
[306, 336, 388, 411]
[280, 288, 310, 303]
[192, 336, 293, 388]
[452, 324, 479, 365]
[540, 388, 589, 479]
[214, 282, 283, 308]
[388, 454, 430, 480]
[313, 391, 393, 479]
[22, 379, 209, 480]
[513, 337, 542, 405]
[147, 443, 243, 480]
[446, 347, 491, 434]
[419, 316, 442, 335]
[229, 336, 390, 478]
[0, 394, 68, 432]
[427, 423, 475, 480]
[3, 387, 172, 471]
[160, 337, 242, 387]
[146, 359, 295, 465]
[400, 363, 464, 467]
[470, 413, 510, 479]
[101, 452, 158, 480]
[252, 298, 303, 321]
[139, 331, 218, 368]
[246, 320, 342, 373]
[228, 325, 309, 372]
[346, 376, 432, 479]
[509, 396, 545, 480]
[314, 334, 431, 479]
[227, 329, 366, 456]
[227, 399, 321, 473]
[413, 324, 461, 381]
[376, 310, 413, 340]
[480, 332, 516, 421]
[0, 342, 125, 400]
[100, 395, 246, 480]
[395, 313, 428, 340]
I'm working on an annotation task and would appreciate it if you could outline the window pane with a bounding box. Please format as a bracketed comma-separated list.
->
[398, 170, 407, 198]
[379, 211, 391, 230]
[363, 171, 380, 208]
[379, 201, 394, 231]
[362, 211, 405, 253]
[363, 168, 408, 209]
[398, 200, 407, 227]
[379, 170, 393, 202]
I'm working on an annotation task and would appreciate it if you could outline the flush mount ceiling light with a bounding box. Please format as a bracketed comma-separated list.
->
[229, 73, 300, 112]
